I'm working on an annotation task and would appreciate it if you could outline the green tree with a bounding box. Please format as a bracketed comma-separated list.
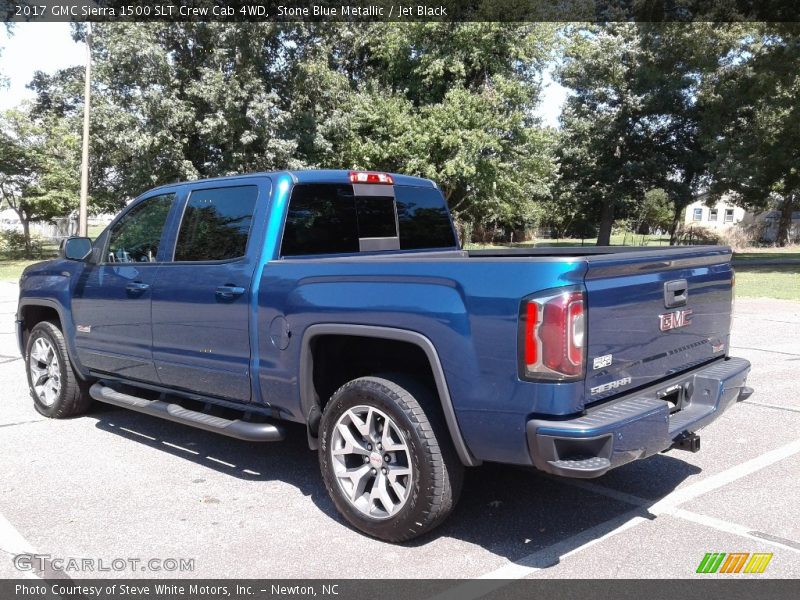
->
[703, 24, 800, 246]
[557, 24, 652, 245]
[34, 22, 559, 235]
[556, 23, 729, 245]
[291, 22, 558, 232]
[638, 188, 674, 234]
[0, 108, 81, 257]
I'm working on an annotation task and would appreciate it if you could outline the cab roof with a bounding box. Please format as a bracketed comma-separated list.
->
[145, 169, 437, 195]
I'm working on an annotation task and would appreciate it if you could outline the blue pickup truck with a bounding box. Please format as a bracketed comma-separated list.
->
[17, 170, 752, 541]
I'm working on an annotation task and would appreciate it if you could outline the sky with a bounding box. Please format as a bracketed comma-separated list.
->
[0, 23, 87, 110]
[0, 22, 567, 126]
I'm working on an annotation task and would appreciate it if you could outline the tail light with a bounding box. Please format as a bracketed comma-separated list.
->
[349, 171, 394, 184]
[520, 288, 586, 380]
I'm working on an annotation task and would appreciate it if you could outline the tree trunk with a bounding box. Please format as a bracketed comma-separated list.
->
[775, 194, 796, 247]
[21, 218, 33, 259]
[596, 200, 614, 246]
[668, 203, 684, 245]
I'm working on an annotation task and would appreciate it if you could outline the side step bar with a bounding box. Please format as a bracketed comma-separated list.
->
[89, 383, 285, 442]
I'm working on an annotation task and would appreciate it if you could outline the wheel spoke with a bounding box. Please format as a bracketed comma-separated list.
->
[370, 473, 394, 515]
[348, 410, 371, 438]
[339, 463, 371, 502]
[30, 340, 47, 363]
[387, 464, 411, 478]
[332, 423, 369, 456]
[381, 425, 405, 452]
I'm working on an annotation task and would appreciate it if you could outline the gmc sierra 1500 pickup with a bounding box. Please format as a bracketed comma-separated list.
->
[17, 170, 752, 541]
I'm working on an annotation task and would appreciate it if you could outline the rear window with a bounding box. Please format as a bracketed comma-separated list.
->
[281, 183, 455, 256]
[395, 186, 457, 250]
[280, 184, 359, 256]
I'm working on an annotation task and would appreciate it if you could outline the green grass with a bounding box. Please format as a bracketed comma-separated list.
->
[732, 251, 800, 261]
[0, 260, 42, 283]
[734, 266, 800, 301]
[467, 233, 671, 249]
[0, 225, 107, 283]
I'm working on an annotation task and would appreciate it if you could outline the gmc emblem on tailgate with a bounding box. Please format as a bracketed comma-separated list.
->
[659, 308, 693, 331]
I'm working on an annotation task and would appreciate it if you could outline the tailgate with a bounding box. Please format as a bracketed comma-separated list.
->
[583, 247, 734, 403]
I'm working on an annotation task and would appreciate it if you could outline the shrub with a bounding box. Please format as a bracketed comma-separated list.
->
[0, 230, 46, 259]
[674, 225, 722, 245]
[719, 223, 761, 250]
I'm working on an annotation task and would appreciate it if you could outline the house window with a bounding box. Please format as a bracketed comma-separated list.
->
[693, 208, 703, 221]
[724, 209, 735, 223]
[709, 209, 718, 221]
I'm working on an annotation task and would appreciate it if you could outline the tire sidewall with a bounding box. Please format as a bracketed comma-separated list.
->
[26, 323, 69, 418]
[319, 379, 438, 541]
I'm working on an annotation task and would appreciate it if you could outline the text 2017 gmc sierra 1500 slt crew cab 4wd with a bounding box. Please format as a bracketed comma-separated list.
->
[16, 170, 752, 541]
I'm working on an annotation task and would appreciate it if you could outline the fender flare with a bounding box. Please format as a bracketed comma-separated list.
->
[299, 323, 479, 467]
[17, 298, 89, 379]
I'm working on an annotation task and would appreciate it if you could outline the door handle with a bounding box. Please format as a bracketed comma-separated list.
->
[664, 279, 688, 308]
[125, 281, 150, 294]
[215, 285, 245, 300]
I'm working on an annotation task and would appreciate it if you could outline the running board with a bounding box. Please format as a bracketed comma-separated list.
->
[89, 383, 285, 442]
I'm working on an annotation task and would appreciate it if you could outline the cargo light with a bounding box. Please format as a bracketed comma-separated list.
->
[521, 289, 585, 380]
[349, 171, 394, 184]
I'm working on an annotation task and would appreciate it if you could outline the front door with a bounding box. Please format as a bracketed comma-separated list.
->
[150, 183, 262, 402]
[72, 191, 178, 382]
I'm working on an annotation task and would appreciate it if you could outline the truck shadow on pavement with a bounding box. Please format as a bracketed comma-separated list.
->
[89, 403, 700, 568]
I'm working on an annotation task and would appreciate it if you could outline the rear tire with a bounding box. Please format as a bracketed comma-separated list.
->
[319, 374, 464, 542]
[25, 321, 92, 418]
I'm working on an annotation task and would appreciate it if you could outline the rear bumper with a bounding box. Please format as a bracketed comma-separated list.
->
[526, 357, 752, 478]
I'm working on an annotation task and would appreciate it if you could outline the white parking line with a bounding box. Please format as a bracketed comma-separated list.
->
[671, 509, 800, 554]
[554, 455, 800, 553]
[0, 513, 41, 580]
[463, 438, 800, 584]
[744, 400, 800, 414]
[648, 438, 800, 515]
[427, 513, 648, 599]
[545, 476, 648, 507]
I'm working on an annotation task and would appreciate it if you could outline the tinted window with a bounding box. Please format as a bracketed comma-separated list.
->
[395, 186, 457, 249]
[106, 193, 175, 263]
[281, 184, 358, 256]
[174, 185, 258, 261]
[355, 196, 397, 238]
[281, 183, 455, 255]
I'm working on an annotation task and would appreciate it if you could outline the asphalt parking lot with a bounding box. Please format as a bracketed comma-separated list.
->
[1, 280, 798, 580]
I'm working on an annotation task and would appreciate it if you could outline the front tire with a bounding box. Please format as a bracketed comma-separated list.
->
[25, 321, 91, 418]
[319, 375, 463, 542]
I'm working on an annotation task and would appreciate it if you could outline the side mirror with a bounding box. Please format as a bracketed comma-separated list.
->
[61, 237, 93, 261]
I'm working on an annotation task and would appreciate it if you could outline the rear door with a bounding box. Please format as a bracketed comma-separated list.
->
[583, 248, 734, 403]
[150, 179, 269, 402]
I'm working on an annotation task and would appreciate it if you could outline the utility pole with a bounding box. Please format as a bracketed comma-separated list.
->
[78, 23, 92, 237]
